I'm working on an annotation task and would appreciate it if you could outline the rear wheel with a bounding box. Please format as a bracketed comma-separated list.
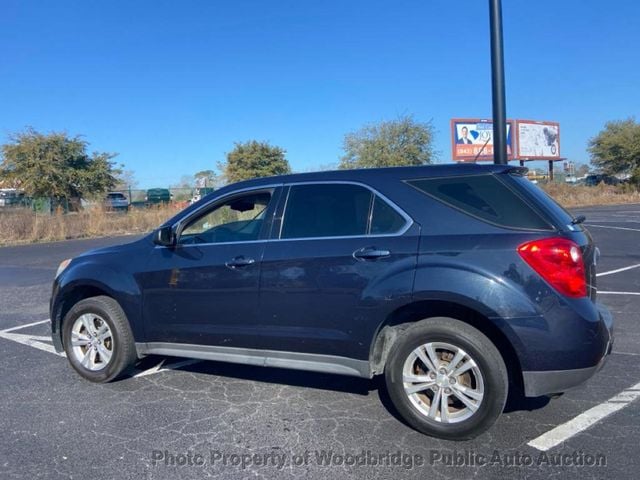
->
[384, 318, 508, 439]
[62, 296, 137, 383]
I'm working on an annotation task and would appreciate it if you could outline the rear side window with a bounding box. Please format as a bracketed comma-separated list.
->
[280, 183, 409, 239]
[407, 174, 552, 230]
[281, 184, 372, 239]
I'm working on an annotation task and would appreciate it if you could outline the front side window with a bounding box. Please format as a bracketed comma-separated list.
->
[280, 183, 409, 239]
[179, 191, 272, 245]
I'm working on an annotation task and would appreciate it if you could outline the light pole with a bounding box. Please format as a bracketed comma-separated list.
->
[489, 0, 508, 165]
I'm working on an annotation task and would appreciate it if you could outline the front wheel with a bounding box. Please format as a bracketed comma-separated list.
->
[62, 296, 137, 383]
[385, 318, 508, 440]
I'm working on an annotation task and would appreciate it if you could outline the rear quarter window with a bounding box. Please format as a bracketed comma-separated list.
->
[506, 174, 576, 230]
[370, 196, 407, 234]
[407, 174, 553, 231]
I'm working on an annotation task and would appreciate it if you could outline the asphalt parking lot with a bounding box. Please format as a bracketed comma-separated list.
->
[1, 204, 639, 479]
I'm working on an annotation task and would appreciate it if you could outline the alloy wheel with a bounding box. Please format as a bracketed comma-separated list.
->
[402, 341, 485, 423]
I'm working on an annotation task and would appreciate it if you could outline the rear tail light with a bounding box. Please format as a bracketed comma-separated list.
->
[517, 237, 587, 298]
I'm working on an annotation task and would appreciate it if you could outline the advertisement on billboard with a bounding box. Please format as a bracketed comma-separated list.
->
[515, 120, 561, 160]
[451, 119, 514, 162]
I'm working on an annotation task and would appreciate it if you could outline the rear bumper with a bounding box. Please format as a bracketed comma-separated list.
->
[522, 303, 614, 397]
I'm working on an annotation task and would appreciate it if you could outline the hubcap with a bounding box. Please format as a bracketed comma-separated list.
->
[70, 314, 113, 371]
[402, 341, 484, 424]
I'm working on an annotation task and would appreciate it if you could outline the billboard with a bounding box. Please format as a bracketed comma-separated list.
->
[451, 119, 514, 162]
[515, 120, 561, 160]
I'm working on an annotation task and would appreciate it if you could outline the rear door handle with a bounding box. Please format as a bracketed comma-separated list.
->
[225, 256, 256, 268]
[353, 247, 391, 261]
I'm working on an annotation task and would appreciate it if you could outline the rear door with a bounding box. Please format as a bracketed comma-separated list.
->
[256, 182, 420, 361]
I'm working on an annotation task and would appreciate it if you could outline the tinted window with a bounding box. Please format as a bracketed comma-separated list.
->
[507, 174, 574, 229]
[179, 191, 272, 244]
[408, 174, 552, 230]
[370, 196, 406, 234]
[281, 184, 372, 239]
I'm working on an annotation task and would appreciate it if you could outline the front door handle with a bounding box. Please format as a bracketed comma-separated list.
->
[225, 256, 256, 268]
[353, 247, 391, 261]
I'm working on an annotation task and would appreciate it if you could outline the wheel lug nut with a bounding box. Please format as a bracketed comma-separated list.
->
[439, 368, 446, 374]
[450, 378, 456, 384]
[445, 388, 451, 394]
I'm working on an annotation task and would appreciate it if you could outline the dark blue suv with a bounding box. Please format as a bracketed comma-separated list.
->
[50, 164, 613, 439]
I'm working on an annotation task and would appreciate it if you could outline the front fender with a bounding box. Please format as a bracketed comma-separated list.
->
[51, 261, 143, 350]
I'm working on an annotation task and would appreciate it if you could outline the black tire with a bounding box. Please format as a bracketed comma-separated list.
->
[384, 317, 508, 440]
[62, 295, 137, 383]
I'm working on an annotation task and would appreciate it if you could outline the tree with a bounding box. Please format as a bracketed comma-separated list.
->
[339, 115, 436, 169]
[194, 169, 220, 188]
[0, 128, 120, 198]
[171, 175, 195, 201]
[218, 140, 291, 183]
[575, 163, 590, 178]
[588, 118, 640, 184]
[114, 169, 138, 190]
[172, 175, 194, 189]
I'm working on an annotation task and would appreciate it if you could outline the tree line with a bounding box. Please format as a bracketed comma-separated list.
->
[1, 116, 638, 201]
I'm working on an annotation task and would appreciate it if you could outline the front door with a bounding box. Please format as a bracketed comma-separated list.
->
[139, 187, 280, 346]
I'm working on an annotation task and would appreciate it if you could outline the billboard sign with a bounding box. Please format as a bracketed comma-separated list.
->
[451, 119, 514, 162]
[515, 120, 561, 160]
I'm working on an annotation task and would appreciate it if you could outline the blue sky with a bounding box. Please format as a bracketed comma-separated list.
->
[1, 0, 638, 188]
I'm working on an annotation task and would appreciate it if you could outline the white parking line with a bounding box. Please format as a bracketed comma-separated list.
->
[528, 381, 640, 451]
[133, 359, 166, 377]
[598, 291, 640, 296]
[0, 319, 66, 356]
[132, 358, 202, 378]
[0, 318, 51, 333]
[597, 263, 640, 277]
[585, 219, 640, 224]
[587, 224, 640, 232]
[0, 330, 65, 356]
[0, 318, 203, 378]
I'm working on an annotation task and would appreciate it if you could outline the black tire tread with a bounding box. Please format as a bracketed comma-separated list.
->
[384, 317, 508, 440]
[62, 295, 137, 383]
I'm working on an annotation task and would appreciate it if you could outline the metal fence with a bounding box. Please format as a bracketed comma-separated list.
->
[0, 187, 213, 215]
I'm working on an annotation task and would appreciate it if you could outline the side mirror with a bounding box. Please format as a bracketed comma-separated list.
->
[154, 225, 176, 247]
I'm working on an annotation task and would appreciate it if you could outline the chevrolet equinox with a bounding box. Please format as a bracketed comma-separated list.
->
[51, 164, 613, 439]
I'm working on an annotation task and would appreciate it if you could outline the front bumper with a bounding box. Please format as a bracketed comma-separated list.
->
[522, 303, 614, 397]
[50, 279, 65, 353]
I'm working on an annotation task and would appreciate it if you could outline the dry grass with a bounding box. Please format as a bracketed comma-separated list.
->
[541, 183, 640, 208]
[1, 185, 639, 246]
[0, 205, 178, 246]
